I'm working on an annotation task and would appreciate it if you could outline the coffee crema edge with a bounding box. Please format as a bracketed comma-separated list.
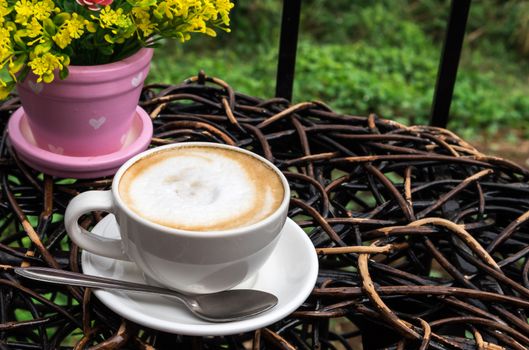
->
[118, 145, 285, 231]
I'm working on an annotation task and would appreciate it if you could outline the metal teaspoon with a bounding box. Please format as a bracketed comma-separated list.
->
[15, 267, 278, 323]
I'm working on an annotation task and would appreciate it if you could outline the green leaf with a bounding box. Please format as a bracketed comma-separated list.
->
[59, 66, 69, 80]
[103, 34, 115, 44]
[8, 54, 27, 75]
[98, 45, 114, 56]
[43, 18, 57, 36]
[13, 32, 27, 49]
[34, 41, 53, 55]
[126, 0, 157, 7]
[53, 12, 71, 26]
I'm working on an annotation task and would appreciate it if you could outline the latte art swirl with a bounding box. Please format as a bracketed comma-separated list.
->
[119, 146, 284, 231]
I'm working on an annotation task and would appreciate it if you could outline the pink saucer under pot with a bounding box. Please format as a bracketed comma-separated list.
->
[7, 106, 153, 179]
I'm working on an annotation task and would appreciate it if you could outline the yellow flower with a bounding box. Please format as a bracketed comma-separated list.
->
[92, 6, 135, 43]
[152, 0, 233, 37]
[14, 0, 57, 24]
[95, 7, 131, 29]
[152, 2, 170, 19]
[0, 83, 11, 100]
[132, 7, 149, 21]
[26, 17, 42, 38]
[66, 14, 86, 38]
[28, 52, 64, 83]
[33, 0, 57, 21]
[0, 0, 234, 97]
[201, 0, 217, 19]
[0, 27, 13, 64]
[0, 0, 12, 25]
[52, 29, 70, 49]
[187, 16, 206, 33]
[154, 0, 194, 20]
[215, 0, 234, 25]
[132, 7, 156, 36]
[52, 13, 86, 49]
[14, 0, 33, 24]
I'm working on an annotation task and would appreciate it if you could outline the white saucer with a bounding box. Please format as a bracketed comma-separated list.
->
[81, 215, 318, 336]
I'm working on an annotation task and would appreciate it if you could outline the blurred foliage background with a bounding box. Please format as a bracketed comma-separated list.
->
[147, 0, 529, 160]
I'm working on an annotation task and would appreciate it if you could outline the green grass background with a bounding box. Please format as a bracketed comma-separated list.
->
[147, 0, 529, 142]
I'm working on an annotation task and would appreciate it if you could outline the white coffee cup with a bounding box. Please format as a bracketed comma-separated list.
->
[65, 142, 290, 294]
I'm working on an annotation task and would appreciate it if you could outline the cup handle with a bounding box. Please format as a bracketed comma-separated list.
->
[65, 190, 129, 261]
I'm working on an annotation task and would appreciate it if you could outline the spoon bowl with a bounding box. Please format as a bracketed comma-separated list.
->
[15, 267, 278, 323]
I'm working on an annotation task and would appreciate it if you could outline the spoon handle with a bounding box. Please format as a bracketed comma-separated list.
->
[15, 267, 186, 301]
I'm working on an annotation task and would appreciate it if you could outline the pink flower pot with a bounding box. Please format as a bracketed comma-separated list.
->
[16, 48, 153, 157]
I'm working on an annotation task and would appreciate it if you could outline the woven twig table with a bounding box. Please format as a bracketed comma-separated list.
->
[0, 73, 528, 349]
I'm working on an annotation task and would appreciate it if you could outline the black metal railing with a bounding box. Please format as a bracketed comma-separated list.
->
[275, 0, 301, 102]
[275, 0, 472, 128]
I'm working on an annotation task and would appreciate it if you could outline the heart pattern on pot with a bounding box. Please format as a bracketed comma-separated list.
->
[89, 117, 106, 130]
[131, 72, 143, 87]
[48, 144, 64, 155]
[28, 81, 43, 94]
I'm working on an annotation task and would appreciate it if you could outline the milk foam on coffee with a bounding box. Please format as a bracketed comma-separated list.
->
[119, 146, 284, 231]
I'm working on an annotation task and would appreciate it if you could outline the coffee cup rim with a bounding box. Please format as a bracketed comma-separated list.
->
[112, 142, 290, 237]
